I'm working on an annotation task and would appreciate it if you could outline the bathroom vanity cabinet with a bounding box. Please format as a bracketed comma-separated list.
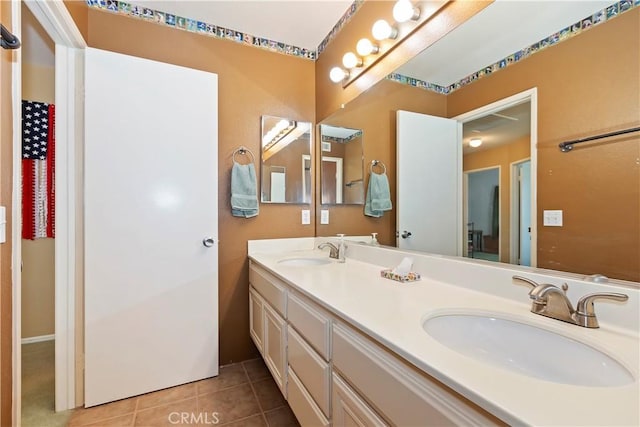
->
[248, 261, 504, 426]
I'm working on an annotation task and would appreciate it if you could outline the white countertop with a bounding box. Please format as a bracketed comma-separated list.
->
[248, 238, 640, 426]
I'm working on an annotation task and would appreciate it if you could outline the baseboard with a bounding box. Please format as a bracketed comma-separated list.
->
[21, 334, 55, 344]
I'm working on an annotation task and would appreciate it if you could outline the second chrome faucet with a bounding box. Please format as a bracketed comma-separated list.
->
[512, 275, 628, 328]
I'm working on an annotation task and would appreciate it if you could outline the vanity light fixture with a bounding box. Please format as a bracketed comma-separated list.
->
[329, 66, 349, 83]
[372, 19, 398, 41]
[342, 52, 363, 69]
[469, 138, 483, 148]
[393, 0, 421, 23]
[356, 38, 379, 56]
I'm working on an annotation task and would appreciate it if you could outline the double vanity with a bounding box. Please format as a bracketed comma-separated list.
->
[248, 237, 639, 426]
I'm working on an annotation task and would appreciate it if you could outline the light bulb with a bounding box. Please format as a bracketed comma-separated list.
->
[342, 52, 362, 69]
[329, 67, 348, 83]
[469, 138, 483, 148]
[356, 38, 379, 56]
[372, 19, 397, 41]
[393, 0, 420, 23]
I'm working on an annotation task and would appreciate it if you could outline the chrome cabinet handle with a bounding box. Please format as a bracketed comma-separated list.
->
[202, 237, 215, 247]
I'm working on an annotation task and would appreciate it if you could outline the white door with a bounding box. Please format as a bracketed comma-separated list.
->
[519, 161, 532, 265]
[84, 48, 219, 406]
[396, 111, 461, 255]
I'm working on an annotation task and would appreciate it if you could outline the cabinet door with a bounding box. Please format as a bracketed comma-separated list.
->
[332, 372, 388, 427]
[249, 287, 264, 354]
[264, 303, 287, 396]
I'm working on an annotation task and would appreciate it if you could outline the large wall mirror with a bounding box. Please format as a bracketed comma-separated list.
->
[319, 125, 365, 205]
[260, 115, 312, 204]
[317, 2, 639, 283]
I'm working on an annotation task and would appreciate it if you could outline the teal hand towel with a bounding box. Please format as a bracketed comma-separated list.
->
[231, 162, 259, 218]
[364, 172, 392, 217]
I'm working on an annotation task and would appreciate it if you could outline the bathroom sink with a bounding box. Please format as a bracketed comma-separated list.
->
[422, 313, 634, 387]
[278, 257, 331, 266]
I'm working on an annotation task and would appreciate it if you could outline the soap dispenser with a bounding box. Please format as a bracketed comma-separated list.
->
[370, 232, 379, 246]
[337, 234, 346, 263]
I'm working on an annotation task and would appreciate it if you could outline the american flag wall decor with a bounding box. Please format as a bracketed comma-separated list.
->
[22, 100, 55, 240]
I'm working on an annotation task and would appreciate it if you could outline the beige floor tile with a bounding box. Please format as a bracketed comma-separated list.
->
[264, 406, 300, 427]
[242, 359, 271, 383]
[219, 414, 267, 427]
[137, 382, 197, 411]
[68, 399, 138, 426]
[196, 363, 248, 395]
[134, 397, 197, 427]
[251, 378, 285, 412]
[83, 413, 135, 427]
[198, 383, 261, 425]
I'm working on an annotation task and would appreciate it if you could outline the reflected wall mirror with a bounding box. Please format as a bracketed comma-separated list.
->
[260, 115, 312, 204]
[319, 124, 365, 205]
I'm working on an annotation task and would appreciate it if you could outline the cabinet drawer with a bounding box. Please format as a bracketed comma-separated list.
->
[332, 372, 388, 427]
[287, 292, 331, 360]
[250, 263, 286, 316]
[333, 323, 505, 427]
[288, 328, 331, 417]
[287, 367, 330, 427]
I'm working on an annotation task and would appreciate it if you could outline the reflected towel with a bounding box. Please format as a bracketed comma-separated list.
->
[231, 162, 259, 218]
[364, 172, 392, 217]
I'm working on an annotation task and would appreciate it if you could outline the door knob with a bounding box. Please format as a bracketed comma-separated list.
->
[202, 237, 215, 247]
[401, 231, 412, 239]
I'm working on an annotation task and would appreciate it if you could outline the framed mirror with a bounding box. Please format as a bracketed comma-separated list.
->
[319, 124, 365, 205]
[260, 115, 312, 204]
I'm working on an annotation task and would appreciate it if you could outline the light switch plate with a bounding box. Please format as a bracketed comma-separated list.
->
[320, 209, 329, 225]
[301, 209, 311, 225]
[543, 210, 563, 226]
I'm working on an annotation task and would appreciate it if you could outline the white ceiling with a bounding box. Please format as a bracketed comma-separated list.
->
[396, 0, 612, 86]
[132, 0, 353, 51]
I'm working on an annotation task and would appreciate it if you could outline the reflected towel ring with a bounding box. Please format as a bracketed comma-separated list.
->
[370, 160, 386, 174]
[233, 146, 255, 164]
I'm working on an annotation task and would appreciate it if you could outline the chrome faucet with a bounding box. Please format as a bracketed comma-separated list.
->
[318, 242, 339, 259]
[512, 275, 628, 328]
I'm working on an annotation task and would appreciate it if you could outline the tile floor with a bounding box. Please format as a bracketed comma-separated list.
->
[67, 358, 300, 427]
[22, 344, 299, 427]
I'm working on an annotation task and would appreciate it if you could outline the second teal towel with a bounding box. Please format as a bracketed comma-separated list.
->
[364, 172, 392, 217]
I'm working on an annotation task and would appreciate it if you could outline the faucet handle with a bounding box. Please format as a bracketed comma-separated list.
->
[575, 292, 629, 328]
[512, 275, 539, 289]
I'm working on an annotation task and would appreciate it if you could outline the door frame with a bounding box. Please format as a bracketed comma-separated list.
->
[510, 158, 532, 265]
[17, 0, 86, 415]
[453, 88, 538, 267]
[463, 166, 501, 259]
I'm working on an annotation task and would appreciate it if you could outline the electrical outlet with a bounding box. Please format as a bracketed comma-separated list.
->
[301, 210, 311, 225]
[543, 210, 563, 226]
[321, 209, 329, 225]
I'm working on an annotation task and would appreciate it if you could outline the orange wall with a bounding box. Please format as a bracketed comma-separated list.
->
[464, 137, 531, 263]
[78, 7, 316, 363]
[448, 9, 640, 281]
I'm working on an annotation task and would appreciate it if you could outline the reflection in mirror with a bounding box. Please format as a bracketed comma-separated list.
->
[260, 115, 312, 204]
[319, 125, 365, 205]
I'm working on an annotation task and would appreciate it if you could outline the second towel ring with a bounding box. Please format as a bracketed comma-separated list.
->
[370, 160, 386, 174]
[233, 146, 255, 164]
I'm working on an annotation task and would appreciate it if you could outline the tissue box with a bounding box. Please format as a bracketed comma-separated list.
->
[380, 269, 421, 283]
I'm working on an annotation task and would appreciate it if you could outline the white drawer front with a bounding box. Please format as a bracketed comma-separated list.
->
[287, 367, 330, 427]
[333, 323, 502, 427]
[250, 263, 286, 316]
[287, 292, 331, 360]
[288, 327, 331, 417]
[332, 372, 388, 427]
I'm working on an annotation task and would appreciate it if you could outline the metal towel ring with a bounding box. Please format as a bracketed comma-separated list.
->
[370, 160, 386, 174]
[233, 146, 255, 164]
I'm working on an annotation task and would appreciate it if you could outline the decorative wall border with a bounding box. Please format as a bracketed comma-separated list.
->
[86, 0, 320, 60]
[386, 0, 638, 95]
[316, 0, 364, 56]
